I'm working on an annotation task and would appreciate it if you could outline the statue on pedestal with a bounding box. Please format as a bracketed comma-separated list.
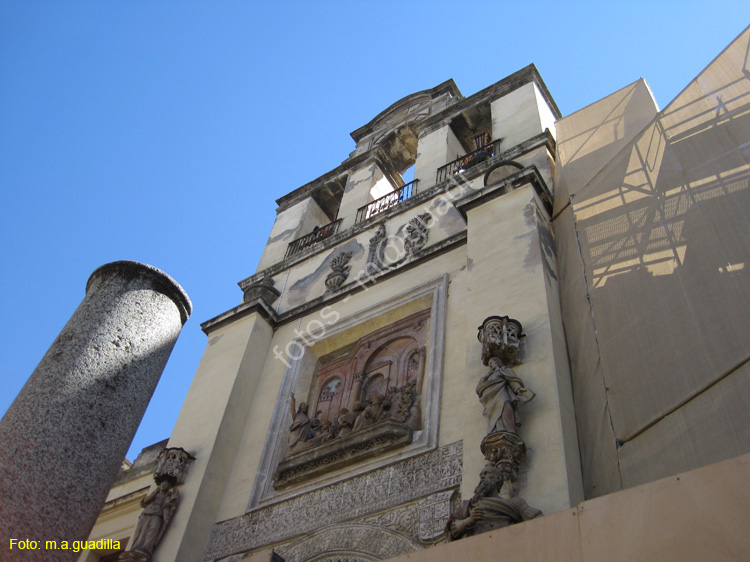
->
[447, 315, 543, 541]
[476, 356, 535, 435]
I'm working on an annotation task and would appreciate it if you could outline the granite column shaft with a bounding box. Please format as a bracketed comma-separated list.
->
[0, 261, 191, 562]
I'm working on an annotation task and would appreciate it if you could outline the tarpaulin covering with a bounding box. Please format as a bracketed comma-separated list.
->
[553, 25, 750, 498]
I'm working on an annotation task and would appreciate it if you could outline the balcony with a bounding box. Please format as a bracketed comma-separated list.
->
[355, 179, 419, 224]
[285, 219, 343, 258]
[435, 138, 502, 184]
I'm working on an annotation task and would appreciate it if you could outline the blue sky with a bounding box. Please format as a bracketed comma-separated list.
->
[2, 2, 749, 461]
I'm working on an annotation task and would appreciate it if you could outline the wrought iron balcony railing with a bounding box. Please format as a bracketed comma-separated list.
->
[435, 139, 502, 184]
[285, 219, 343, 258]
[355, 179, 419, 224]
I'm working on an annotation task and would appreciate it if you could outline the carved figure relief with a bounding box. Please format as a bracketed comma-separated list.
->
[287, 394, 318, 454]
[120, 479, 180, 562]
[120, 446, 193, 561]
[476, 356, 535, 435]
[445, 464, 540, 541]
[277, 310, 430, 487]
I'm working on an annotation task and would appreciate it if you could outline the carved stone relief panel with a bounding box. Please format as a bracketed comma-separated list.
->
[277, 309, 431, 485]
[204, 442, 462, 562]
[248, 275, 448, 510]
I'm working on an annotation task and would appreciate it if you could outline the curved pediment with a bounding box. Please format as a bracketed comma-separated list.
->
[350, 80, 461, 146]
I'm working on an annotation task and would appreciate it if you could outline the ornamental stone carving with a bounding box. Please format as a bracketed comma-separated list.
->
[325, 251, 352, 292]
[477, 315, 522, 367]
[367, 222, 387, 270]
[404, 213, 432, 255]
[203, 442, 463, 562]
[445, 464, 541, 541]
[154, 447, 194, 485]
[275, 420, 413, 488]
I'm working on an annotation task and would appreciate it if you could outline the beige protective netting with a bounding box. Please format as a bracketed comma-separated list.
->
[553, 25, 750, 498]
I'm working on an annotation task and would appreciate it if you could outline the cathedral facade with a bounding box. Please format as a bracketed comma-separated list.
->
[81, 25, 750, 562]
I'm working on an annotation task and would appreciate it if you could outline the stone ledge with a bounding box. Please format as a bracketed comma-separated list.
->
[274, 420, 413, 489]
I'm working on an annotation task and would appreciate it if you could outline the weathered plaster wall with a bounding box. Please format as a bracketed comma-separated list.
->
[462, 183, 583, 514]
[337, 161, 388, 230]
[156, 312, 273, 562]
[491, 82, 557, 151]
[257, 198, 329, 271]
[414, 124, 465, 191]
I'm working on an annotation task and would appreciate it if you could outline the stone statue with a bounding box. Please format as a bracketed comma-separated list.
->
[353, 395, 386, 431]
[476, 356, 535, 435]
[122, 479, 179, 561]
[446, 465, 541, 540]
[287, 393, 316, 453]
[336, 407, 355, 437]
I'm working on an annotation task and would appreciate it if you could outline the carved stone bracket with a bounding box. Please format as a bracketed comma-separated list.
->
[477, 315, 523, 366]
[242, 277, 281, 305]
[275, 420, 412, 488]
[155, 446, 195, 485]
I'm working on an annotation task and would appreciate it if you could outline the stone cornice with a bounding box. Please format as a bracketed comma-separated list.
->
[200, 297, 279, 335]
[455, 165, 553, 219]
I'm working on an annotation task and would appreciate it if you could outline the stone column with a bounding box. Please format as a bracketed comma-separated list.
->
[0, 261, 191, 562]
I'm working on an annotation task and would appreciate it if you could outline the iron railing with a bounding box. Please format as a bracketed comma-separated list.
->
[435, 139, 502, 184]
[355, 179, 419, 224]
[285, 219, 342, 258]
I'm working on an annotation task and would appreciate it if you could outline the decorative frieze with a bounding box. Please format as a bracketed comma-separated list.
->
[204, 442, 462, 561]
